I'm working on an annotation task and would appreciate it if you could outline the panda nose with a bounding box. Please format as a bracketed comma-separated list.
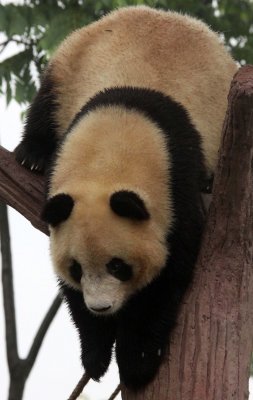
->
[90, 305, 112, 312]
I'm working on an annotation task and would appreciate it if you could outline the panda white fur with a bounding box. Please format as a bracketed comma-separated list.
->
[15, 6, 237, 389]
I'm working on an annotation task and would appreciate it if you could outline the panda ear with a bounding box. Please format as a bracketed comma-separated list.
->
[110, 190, 150, 220]
[41, 193, 74, 227]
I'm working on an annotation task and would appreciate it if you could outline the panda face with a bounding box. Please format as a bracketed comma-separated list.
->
[68, 256, 135, 314]
[43, 106, 172, 314]
[44, 188, 169, 315]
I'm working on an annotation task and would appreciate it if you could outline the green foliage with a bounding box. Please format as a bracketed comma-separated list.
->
[0, 0, 252, 105]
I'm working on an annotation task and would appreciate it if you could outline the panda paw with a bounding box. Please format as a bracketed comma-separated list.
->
[116, 338, 165, 390]
[14, 140, 50, 173]
[81, 345, 113, 381]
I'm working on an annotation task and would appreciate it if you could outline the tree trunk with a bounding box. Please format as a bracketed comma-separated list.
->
[121, 66, 253, 399]
[8, 381, 25, 400]
[0, 66, 253, 400]
[8, 369, 26, 400]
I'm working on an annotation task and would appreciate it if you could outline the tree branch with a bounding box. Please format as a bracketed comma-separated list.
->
[67, 373, 90, 400]
[26, 294, 62, 375]
[0, 39, 10, 55]
[0, 147, 48, 235]
[0, 151, 62, 397]
[0, 202, 19, 371]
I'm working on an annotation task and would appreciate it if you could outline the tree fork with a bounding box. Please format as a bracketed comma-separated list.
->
[0, 65, 253, 400]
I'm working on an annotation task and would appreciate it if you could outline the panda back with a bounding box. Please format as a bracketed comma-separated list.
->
[49, 6, 237, 172]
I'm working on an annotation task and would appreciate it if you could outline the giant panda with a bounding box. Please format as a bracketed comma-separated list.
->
[15, 6, 237, 390]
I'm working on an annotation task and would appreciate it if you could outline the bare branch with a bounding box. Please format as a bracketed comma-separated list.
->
[108, 384, 121, 400]
[26, 294, 62, 375]
[0, 151, 62, 397]
[0, 202, 19, 371]
[67, 373, 90, 400]
[0, 39, 10, 55]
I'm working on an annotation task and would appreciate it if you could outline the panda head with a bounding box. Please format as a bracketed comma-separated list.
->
[42, 188, 169, 315]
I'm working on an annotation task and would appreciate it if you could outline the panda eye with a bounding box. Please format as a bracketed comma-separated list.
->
[69, 260, 83, 283]
[106, 258, 133, 282]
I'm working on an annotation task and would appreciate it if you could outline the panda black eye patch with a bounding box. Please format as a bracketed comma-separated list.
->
[106, 258, 133, 282]
[41, 193, 74, 227]
[69, 260, 83, 283]
[110, 190, 150, 220]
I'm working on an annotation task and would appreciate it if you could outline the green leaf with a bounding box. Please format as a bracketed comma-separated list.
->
[0, 0, 253, 106]
[6, 79, 12, 106]
[0, 5, 8, 32]
[0, 49, 32, 77]
[4, 4, 29, 36]
[15, 80, 25, 103]
[39, 9, 91, 53]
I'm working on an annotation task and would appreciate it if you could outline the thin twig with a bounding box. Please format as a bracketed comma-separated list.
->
[0, 39, 10, 55]
[108, 384, 121, 400]
[0, 202, 19, 371]
[26, 293, 62, 375]
[67, 373, 90, 400]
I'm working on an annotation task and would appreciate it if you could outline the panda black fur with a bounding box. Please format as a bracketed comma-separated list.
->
[15, 6, 237, 389]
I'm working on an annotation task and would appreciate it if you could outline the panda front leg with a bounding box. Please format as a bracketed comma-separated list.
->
[61, 283, 117, 381]
[15, 70, 59, 173]
[116, 277, 180, 390]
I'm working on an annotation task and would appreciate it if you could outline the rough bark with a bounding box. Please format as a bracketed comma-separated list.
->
[121, 65, 253, 400]
[0, 65, 253, 400]
[0, 147, 48, 234]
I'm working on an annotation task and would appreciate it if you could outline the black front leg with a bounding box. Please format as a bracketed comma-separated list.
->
[61, 283, 117, 381]
[15, 69, 59, 173]
[116, 270, 182, 390]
